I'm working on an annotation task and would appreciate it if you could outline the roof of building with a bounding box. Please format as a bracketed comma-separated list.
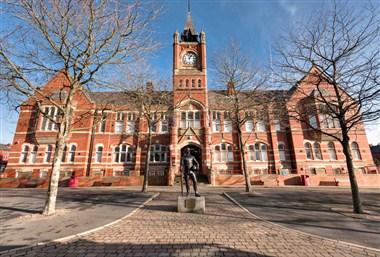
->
[87, 89, 288, 108]
[370, 145, 380, 154]
[0, 144, 11, 151]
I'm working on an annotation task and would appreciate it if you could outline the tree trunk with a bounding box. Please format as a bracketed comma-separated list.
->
[142, 128, 152, 192]
[237, 125, 251, 192]
[341, 133, 363, 214]
[42, 124, 66, 216]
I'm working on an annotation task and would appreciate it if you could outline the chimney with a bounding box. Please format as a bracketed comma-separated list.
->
[227, 81, 235, 96]
[146, 81, 154, 93]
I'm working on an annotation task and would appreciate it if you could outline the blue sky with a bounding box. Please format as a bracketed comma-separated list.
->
[0, 0, 379, 145]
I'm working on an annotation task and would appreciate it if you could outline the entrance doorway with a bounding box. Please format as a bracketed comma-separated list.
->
[180, 144, 202, 175]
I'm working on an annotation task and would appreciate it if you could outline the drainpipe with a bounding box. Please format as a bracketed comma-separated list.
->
[86, 109, 98, 176]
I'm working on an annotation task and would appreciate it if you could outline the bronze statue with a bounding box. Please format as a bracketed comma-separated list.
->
[181, 147, 201, 197]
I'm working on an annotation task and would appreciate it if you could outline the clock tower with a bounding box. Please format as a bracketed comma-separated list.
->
[173, 7, 207, 106]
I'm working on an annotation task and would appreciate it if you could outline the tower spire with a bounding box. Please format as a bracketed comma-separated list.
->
[182, 0, 198, 42]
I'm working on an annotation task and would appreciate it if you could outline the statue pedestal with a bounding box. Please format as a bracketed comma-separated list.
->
[177, 196, 205, 214]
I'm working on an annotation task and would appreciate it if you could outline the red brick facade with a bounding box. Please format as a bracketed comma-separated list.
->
[2, 14, 379, 188]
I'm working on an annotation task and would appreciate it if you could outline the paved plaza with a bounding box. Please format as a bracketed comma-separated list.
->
[1, 188, 379, 257]
[227, 187, 380, 249]
[0, 188, 152, 251]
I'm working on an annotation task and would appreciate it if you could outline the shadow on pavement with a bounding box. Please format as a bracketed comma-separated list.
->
[0, 239, 274, 257]
[227, 189, 380, 249]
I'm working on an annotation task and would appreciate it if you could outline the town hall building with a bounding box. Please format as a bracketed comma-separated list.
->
[2, 10, 379, 188]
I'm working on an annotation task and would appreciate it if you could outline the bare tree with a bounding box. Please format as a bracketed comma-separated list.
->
[0, 0, 159, 215]
[213, 41, 268, 192]
[275, 1, 380, 213]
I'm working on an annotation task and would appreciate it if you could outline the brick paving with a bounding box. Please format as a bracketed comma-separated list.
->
[1, 192, 379, 257]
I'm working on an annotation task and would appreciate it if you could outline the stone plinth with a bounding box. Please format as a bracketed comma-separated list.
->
[177, 196, 205, 214]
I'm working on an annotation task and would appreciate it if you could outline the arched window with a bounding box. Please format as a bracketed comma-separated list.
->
[248, 143, 268, 161]
[214, 143, 233, 162]
[255, 143, 261, 160]
[351, 142, 361, 160]
[186, 79, 189, 87]
[45, 145, 53, 163]
[61, 145, 67, 162]
[328, 142, 337, 160]
[191, 79, 195, 88]
[96, 146, 103, 163]
[150, 144, 168, 163]
[20, 145, 29, 163]
[179, 79, 183, 87]
[261, 144, 268, 161]
[30, 145, 38, 163]
[114, 144, 134, 163]
[198, 79, 201, 88]
[313, 142, 322, 160]
[278, 143, 286, 161]
[304, 142, 313, 160]
[69, 145, 76, 162]
[248, 145, 255, 161]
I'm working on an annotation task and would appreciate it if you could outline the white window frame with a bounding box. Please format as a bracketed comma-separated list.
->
[115, 112, 124, 133]
[328, 142, 337, 160]
[160, 114, 168, 133]
[20, 144, 29, 163]
[223, 112, 232, 132]
[245, 119, 254, 132]
[68, 144, 77, 162]
[214, 143, 233, 162]
[45, 145, 53, 163]
[30, 145, 38, 164]
[114, 144, 134, 163]
[256, 120, 266, 132]
[274, 119, 281, 131]
[180, 111, 201, 129]
[126, 112, 136, 134]
[351, 142, 362, 160]
[41, 106, 59, 131]
[313, 142, 323, 160]
[149, 144, 169, 163]
[304, 142, 314, 160]
[95, 145, 104, 163]
[99, 114, 107, 133]
[211, 111, 221, 132]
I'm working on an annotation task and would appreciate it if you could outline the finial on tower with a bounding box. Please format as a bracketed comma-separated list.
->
[182, 0, 198, 42]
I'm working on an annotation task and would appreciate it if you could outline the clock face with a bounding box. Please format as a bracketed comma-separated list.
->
[182, 52, 197, 65]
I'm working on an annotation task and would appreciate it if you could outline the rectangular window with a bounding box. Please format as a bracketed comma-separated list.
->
[99, 114, 106, 133]
[41, 106, 59, 131]
[274, 119, 281, 131]
[256, 120, 266, 132]
[160, 114, 168, 133]
[245, 119, 253, 132]
[212, 111, 221, 132]
[126, 112, 136, 133]
[224, 112, 232, 132]
[180, 111, 200, 128]
[309, 115, 318, 129]
[115, 112, 124, 133]
[126, 121, 135, 133]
